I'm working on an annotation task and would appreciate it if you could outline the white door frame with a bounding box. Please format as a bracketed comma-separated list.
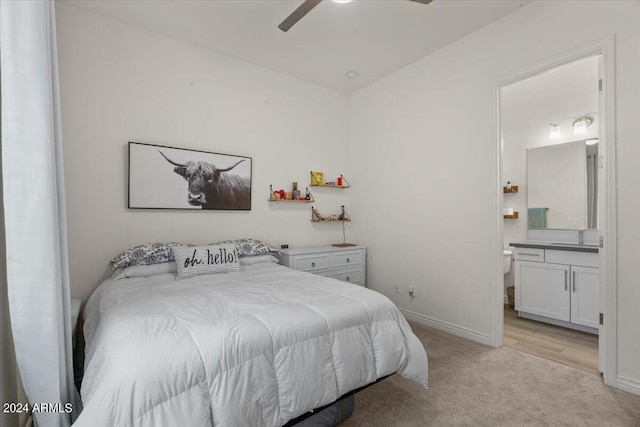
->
[491, 36, 617, 386]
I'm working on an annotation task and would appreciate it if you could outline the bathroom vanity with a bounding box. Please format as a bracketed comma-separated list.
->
[510, 241, 599, 334]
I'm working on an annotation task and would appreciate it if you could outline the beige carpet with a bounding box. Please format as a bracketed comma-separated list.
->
[341, 323, 640, 426]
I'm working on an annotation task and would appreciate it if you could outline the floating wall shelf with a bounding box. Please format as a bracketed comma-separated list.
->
[503, 185, 519, 193]
[310, 184, 350, 189]
[268, 199, 313, 203]
[504, 212, 519, 219]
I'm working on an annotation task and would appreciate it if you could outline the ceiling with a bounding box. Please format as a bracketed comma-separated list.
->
[61, 0, 530, 94]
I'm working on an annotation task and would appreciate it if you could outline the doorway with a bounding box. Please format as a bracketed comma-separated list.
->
[493, 38, 617, 385]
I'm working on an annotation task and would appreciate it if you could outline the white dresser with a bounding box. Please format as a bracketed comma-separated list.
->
[278, 245, 366, 287]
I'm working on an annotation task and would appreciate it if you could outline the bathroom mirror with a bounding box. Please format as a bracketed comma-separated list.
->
[527, 139, 598, 230]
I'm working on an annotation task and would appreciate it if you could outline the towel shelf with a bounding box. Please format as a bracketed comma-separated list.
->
[504, 212, 519, 219]
[503, 185, 519, 193]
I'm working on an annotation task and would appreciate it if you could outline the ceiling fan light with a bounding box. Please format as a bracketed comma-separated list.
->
[549, 124, 561, 140]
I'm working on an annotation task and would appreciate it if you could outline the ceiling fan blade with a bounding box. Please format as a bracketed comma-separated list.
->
[408, 0, 434, 4]
[278, 0, 323, 32]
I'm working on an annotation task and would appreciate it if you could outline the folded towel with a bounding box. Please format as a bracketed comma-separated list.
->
[528, 207, 547, 229]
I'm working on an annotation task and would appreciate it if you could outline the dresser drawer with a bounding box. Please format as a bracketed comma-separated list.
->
[514, 248, 545, 262]
[332, 269, 362, 286]
[279, 246, 366, 287]
[333, 251, 362, 268]
[294, 255, 330, 272]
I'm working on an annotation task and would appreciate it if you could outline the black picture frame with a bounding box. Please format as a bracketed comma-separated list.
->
[128, 141, 252, 210]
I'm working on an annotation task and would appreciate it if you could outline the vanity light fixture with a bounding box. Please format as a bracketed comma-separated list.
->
[332, 0, 352, 3]
[573, 117, 592, 135]
[548, 112, 597, 140]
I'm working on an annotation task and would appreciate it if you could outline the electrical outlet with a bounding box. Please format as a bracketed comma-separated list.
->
[393, 283, 400, 294]
[409, 286, 415, 298]
[280, 244, 289, 249]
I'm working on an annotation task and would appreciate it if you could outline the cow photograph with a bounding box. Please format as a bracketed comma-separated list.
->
[128, 142, 252, 210]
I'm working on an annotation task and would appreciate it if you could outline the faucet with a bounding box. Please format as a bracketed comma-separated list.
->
[577, 230, 584, 245]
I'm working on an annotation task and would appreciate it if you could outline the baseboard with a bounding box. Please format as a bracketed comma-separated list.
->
[519, 311, 598, 335]
[400, 308, 493, 346]
[616, 375, 640, 396]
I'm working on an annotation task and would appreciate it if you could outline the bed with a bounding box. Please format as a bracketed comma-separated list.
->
[74, 241, 428, 426]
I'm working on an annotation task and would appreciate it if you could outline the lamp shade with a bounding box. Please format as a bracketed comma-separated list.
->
[574, 119, 588, 135]
[549, 125, 561, 139]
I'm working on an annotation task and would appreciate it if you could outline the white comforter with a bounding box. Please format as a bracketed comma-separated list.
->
[75, 263, 427, 427]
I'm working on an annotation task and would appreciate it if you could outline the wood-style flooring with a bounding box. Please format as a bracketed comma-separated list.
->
[503, 305, 599, 375]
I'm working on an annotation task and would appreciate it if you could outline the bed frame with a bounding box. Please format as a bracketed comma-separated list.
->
[285, 374, 391, 426]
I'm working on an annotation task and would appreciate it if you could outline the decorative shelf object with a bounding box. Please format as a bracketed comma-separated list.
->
[310, 171, 350, 188]
[268, 184, 313, 203]
[504, 212, 519, 219]
[311, 205, 351, 223]
[503, 185, 519, 193]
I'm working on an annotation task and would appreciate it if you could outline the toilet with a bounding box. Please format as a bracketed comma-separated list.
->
[503, 249, 513, 274]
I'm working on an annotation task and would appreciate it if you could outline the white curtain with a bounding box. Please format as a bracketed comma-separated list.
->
[1, 1, 80, 426]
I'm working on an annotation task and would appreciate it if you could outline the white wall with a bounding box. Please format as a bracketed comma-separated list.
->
[348, 0, 640, 389]
[56, 4, 352, 302]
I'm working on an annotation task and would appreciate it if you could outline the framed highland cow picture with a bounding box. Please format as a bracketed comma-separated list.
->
[128, 142, 252, 210]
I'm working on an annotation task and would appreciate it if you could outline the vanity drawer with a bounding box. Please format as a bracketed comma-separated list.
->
[514, 247, 545, 262]
[545, 250, 598, 268]
[333, 251, 363, 268]
[294, 255, 330, 272]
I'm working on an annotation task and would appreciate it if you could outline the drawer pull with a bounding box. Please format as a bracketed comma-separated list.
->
[311, 262, 315, 268]
[346, 258, 350, 263]
[564, 270, 568, 291]
[573, 271, 576, 292]
[346, 277, 350, 282]
[519, 253, 540, 257]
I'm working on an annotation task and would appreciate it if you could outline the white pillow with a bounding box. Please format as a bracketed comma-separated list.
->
[239, 255, 279, 266]
[172, 244, 241, 279]
[111, 262, 177, 280]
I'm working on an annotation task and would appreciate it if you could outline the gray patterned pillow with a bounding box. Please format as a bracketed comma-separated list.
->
[110, 242, 192, 270]
[213, 238, 279, 257]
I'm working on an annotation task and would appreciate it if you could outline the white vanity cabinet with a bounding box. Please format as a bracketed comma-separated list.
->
[570, 266, 599, 329]
[278, 245, 366, 287]
[514, 246, 599, 333]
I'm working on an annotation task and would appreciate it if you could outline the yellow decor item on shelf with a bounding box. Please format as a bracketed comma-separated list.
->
[311, 171, 324, 186]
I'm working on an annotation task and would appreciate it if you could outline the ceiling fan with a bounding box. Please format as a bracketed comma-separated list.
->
[278, 0, 434, 32]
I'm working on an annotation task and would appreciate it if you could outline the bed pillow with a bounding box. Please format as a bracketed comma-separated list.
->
[172, 244, 241, 279]
[111, 262, 177, 280]
[110, 242, 191, 270]
[238, 254, 279, 266]
[214, 238, 279, 257]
